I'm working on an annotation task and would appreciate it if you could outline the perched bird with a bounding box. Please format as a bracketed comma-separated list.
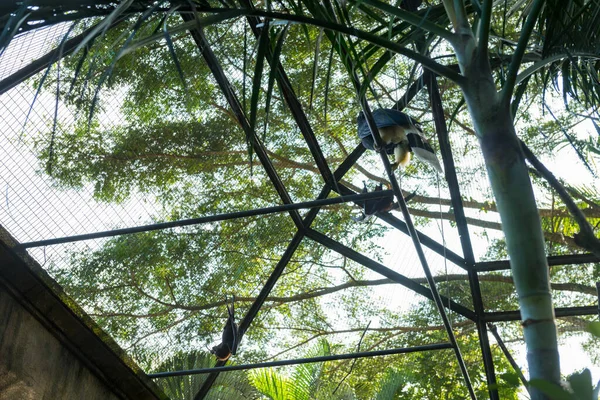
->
[210, 296, 239, 361]
[357, 108, 443, 173]
[352, 181, 398, 222]
[400, 0, 422, 11]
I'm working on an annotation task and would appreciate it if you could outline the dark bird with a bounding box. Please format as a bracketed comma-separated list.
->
[352, 182, 398, 222]
[210, 296, 239, 361]
[357, 108, 443, 173]
[400, 0, 422, 12]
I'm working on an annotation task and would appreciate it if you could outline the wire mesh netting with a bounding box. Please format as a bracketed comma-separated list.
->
[0, 23, 73, 81]
[1, 4, 599, 400]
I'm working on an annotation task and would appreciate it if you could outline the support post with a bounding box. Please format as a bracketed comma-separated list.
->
[354, 80, 476, 399]
[426, 71, 498, 399]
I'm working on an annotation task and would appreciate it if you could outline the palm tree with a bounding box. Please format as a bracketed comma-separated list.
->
[2, 1, 600, 399]
[153, 351, 259, 400]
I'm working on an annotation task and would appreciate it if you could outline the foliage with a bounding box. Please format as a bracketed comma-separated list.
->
[249, 339, 330, 400]
[154, 351, 259, 400]
[3, 0, 600, 398]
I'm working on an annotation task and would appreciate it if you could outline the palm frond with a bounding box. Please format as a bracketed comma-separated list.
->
[374, 369, 408, 400]
[0, 2, 30, 57]
[155, 351, 258, 400]
[289, 339, 330, 400]
[518, 0, 600, 109]
[162, 6, 188, 95]
[264, 23, 290, 141]
[87, 1, 165, 127]
[249, 368, 290, 400]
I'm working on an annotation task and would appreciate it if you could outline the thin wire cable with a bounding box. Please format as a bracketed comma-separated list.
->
[437, 171, 452, 327]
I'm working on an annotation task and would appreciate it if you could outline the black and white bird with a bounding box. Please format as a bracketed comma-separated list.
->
[210, 296, 239, 361]
[357, 108, 443, 173]
[352, 181, 397, 222]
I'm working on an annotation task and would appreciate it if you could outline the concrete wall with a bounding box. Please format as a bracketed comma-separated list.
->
[0, 283, 123, 400]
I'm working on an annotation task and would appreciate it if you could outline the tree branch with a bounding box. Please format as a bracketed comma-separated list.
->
[521, 141, 600, 258]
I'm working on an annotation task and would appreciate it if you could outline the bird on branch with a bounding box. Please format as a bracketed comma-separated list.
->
[353, 181, 397, 222]
[357, 108, 443, 173]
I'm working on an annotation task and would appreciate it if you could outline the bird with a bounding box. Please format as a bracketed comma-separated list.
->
[352, 181, 398, 222]
[210, 296, 239, 361]
[400, 0, 422, 11]
[357, 108, 443, 173]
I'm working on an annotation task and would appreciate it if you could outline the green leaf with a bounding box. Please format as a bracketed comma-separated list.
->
[0, 3, 30, 57]
[73, 0, 134, 56]
[250, 20, 270, 132]
[499, 372, 522, 388]
[162, 6, 188, 95]
[309, 28, 324, 110]
[264, 23, 290, 141]
[586, 322, 600, 338]
[529, 379, 575, 400]
[569, 369, 594, 400]
[375, 369, 407, 400]
[249, 368, 290, 400]
[88, 1, 166, 127]
[23, 22, 76, 134]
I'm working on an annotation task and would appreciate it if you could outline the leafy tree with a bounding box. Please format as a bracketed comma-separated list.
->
[2, 1, 600, 399]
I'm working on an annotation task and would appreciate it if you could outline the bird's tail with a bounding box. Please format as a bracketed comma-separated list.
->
[394, 144, 411, 169]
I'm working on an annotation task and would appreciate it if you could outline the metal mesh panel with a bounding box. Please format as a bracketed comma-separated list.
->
[0, 23, 72, 80]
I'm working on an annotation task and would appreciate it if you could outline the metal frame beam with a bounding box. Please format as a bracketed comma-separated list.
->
[149, 342, 453, 378]
[485, 306, 599, 322]
[487, 324, 528, 387]
[4, 7, 600, 400]
[475, 253, 600, 272]
[335, 183, 470, 269]
[241, 0, 340, 192]
[184, 20, 305, 398]
[15, 190, 393, 249]
[426, 71, 498, 400]
[184, 15, 303, 230]
[0, 18, 125, 95]
[353, 82, 476, 398]
[305, 228, 476, 321]
[191, 148, 364, 399]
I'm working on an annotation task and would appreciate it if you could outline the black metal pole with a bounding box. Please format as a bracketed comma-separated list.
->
[241, 1, 340, 194]
[191, 146, 366, 399]
[475, 253, 600, 272]
[16, 190, 391, 249]
[350, 70, 476, 399]
[597, 282, 600, 320]
[149, 342, 453, 378]
[306, 228, 476, 321]
[335, 183, 470, 270]
[185, 16, 304, 230]
[426, 71, 498, 400]
[485, 306, 599, 322]
[362, 106, 476, 400]
[487, 324, 528, 387]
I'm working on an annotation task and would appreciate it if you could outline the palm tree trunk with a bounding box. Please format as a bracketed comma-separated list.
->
[463, 80, 560, 397]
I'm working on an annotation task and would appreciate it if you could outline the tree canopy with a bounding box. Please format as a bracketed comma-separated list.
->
[1, 0, 600, 398]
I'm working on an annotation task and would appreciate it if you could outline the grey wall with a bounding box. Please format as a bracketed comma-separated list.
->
[0, 284, 122, 400]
